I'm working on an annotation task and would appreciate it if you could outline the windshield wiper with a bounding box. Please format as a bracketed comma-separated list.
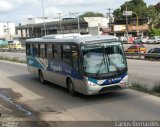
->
[104, 46, 120, 73]
[95, 58, 106, 76]
[96, 44, 108, 76]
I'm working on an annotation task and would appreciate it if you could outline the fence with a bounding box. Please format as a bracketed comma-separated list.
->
[125, 52, 160, 60]
[0, 48, 25, 53]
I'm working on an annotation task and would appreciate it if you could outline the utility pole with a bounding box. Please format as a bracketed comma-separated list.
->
[69, 12, 80, 33]
[125, 4, 129, 43]
[42, 0, 46, 36]
[132, 12, 139, 36]
[58, 13, 62, 34]
[106, 8, 113, 27]
[6, 21, 11, 40]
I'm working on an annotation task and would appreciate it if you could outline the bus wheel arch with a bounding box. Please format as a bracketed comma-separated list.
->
[38, 69, 46, 84]
[66, 77, 75, 96]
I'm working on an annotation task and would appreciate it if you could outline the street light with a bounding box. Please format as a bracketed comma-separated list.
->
[123, 10, 139, 38]
[132, 12, 139, 36]
[42, 0, 46, 35]
[57, 13, 62, 34]
[125, 3, 129, 43]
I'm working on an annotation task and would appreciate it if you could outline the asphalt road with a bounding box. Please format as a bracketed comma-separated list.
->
[0, 51, 160, 89]
[0, 60, 160, 123]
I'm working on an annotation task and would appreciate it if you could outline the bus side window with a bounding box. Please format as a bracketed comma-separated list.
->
[32, 44, 36, 56]
[46, 44, 53, 59]
[62, 45, 72, 65]
[40, 44, 46, 58]
[26, 44, 30, 55]
[35, 44, 40, 57]
[54, 44, 62, 60]
[71, 45, 79, 71]
[29, 44, 33, 56]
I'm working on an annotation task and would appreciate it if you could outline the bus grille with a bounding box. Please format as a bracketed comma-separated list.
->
[99, 85, 121, 93]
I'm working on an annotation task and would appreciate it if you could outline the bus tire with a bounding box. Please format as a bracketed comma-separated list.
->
[67, 79, 75, 96]
[39, 70, 46, 84]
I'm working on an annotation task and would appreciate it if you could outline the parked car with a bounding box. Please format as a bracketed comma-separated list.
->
[145, 48, 160, 60]
[133, 37, 148, 44]
[146, 36, 160, 44]
[125, 44, 146, 53]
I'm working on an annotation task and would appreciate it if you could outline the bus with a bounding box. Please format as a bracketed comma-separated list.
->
[26, 34, 128, 95]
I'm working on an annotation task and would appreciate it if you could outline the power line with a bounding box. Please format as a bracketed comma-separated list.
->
[41, 0, 46, 35]
[69, 12, 80, 33]
[52, 9, 108, 20]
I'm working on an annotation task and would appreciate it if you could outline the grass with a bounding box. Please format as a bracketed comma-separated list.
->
[0, 45, 8, 48]
[0, 56, 26, 64]
[130, 83, 160, 97]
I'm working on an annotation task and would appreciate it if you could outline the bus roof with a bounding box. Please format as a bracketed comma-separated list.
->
[25, 34, 119, 45]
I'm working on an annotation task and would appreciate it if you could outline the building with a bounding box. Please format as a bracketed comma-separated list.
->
[0, 22, 16, 40]
[111, 18, 149, 37]
[16, 17, 110, 39]
[84, 17, 110, 35]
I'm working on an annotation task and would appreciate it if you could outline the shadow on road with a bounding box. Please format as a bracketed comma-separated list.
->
[7, 74, 146, 110]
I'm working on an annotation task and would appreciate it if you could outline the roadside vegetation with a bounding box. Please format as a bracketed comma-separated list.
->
[130, 83, 160, 97]
[0, 45, 8, 48]
[149, 28, 160, 36]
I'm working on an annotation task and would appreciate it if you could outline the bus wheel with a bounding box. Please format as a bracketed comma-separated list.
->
[39, 70, 46, 84]
[67, 79, 75, 96]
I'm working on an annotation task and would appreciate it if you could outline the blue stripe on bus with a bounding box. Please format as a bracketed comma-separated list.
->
[27, 56, 83, 80]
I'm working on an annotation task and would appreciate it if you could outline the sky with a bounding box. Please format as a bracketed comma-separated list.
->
[0, 0, 159, 25]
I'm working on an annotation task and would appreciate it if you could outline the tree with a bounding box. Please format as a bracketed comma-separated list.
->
[146, 5, 159, 28]
[113, 0, 148, 20]
[113, 0, 160, 28]
[113, 9, 122, 19]
[149, 28, 160, 36]
[79, 11, 104, 18]
[154, 2, 160, 28]
[155, 2, 160, 12]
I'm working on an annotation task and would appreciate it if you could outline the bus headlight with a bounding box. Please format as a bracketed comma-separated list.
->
[87, 81, 97, 86]
[119, 75, 128, 87]
[121, 75, 128, 82]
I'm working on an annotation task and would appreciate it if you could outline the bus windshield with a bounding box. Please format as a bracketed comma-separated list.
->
[81, 42, 126, 75]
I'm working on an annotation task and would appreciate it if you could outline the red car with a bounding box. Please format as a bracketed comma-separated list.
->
[125, 44, 146, 53]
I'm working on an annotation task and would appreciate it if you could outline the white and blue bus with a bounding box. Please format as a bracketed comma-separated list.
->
[26, 34, 128, 95]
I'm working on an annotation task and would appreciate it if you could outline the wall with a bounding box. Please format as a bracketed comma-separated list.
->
[0, 22, 15, 39]
[84, 17, 109, 35]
